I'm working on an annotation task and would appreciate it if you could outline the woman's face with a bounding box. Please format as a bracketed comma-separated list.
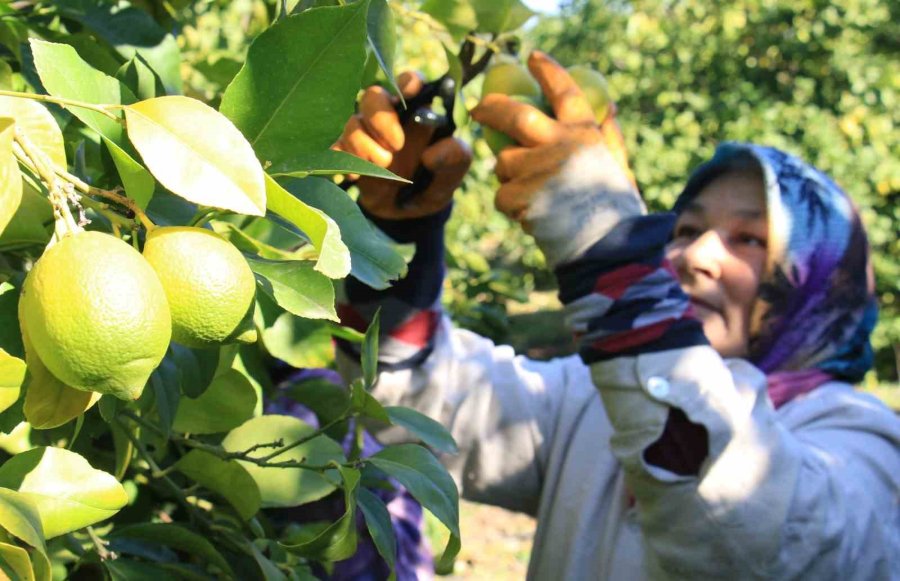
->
[666, 169, 769, 358]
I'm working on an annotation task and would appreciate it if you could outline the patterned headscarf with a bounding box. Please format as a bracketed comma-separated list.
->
[675, 143, 878, 407]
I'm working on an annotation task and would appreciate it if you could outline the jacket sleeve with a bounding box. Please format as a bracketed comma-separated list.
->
[557, 213, 900, 578]
[336, 207, 599, 515]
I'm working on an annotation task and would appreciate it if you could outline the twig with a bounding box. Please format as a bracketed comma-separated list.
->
[13, 132, 80, 236]
[86, 526, 114, 561]
[115, 417, 213, 529]
[0, 89, 121, 121]
[255, 414, 347, 462]
[56, 167, 156, 231]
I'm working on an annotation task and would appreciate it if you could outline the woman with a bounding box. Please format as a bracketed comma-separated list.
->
[334, 52, 900, 579]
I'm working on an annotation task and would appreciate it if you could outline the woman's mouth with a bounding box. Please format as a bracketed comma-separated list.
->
[689, 296, 721, 316]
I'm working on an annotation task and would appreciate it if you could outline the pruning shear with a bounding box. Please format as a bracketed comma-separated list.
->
[392, 74, 458, 208]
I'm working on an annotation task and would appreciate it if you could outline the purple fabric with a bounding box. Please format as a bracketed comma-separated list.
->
[676, 143, 877, 407]
[264, 368, 434, 580]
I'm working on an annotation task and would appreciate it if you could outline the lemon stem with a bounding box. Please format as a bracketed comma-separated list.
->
[54, 167, 156, 232]
[13, 131, 81, 238]
[0, 89, 122, 122]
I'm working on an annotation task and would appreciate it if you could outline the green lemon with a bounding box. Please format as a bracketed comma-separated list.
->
[18, 231, 171, 400]
[567, 64, 612, 123]
[143, 226, 257, 349]
[482, 59, 542, 99]
[481, 59, 548, 154]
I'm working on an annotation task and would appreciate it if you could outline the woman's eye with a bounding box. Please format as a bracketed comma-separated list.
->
[735, 233, 767, 248]
[674, 225, 700, 240]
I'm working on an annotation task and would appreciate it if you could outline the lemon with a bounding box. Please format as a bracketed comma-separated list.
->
[18, 231, 171, 400]
[142, 226, 257, 349]
[482, 59, 545, 155]
[567, 65, 612, 123]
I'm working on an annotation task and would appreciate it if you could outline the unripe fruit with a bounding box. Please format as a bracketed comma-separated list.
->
[481, 60, 544, 154]
[480, 59, 616, 154]
[567, 65, 612, 123]
[18, 231, 171, 400]
[482, 60, 541, 99]
[143, 226, 257, 349]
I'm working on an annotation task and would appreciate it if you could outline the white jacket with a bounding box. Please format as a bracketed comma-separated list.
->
[342, 316, 900, 580]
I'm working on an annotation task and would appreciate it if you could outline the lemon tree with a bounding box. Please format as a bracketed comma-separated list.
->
[0, 0, 541, 576]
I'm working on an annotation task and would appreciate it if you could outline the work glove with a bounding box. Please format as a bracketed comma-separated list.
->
[334, 71, 472, 220]
[472, 51, 645, 268]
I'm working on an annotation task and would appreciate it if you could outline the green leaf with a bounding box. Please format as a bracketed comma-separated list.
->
[172, 369, 257, 435]
[21, 328, 100, 430]
[248, 257, 338, 321]
[350, 379, 390, 424]
[148, 361, 179, 437]
[385, 406, 459, 454]
[220, 2, 370, 164]
[124, 96, 266, 216]
[268, 149, 408, 182]
[167, 344, 219, 399]
[242, 539, 287, 581]
[357, 487, 397, 575]
[0, 349, 24, 415]
[280, 177, 407, 289]
[421, 0, 478, 40]
[29, 39, 131, 145]
[174, 450, 260, 520]
[104, 560, 172, 581]
[264, 174, 350, 279]
[0, 488, 44, 550]
[222, 415, 346, 508]
[256, 293, 336, 369]
[362, 311, 380, 388]
[109, 523, 234, 577]
[0, 96, 66, 168]
[473, 0, 535, 34]
[29, 548, 50, 581]
[0, 447, 127, 538]
[0, 118, 21, 238]
[57, 3, 182, 94]
[103, 137, 155, 210]
[0, 283, 23, 359]
[0, 185, 52, 250]
[368, 444, 460, 566]
[0, 540, 34, 581]
[109, 420, 134, 481]
[366, 0, 400, 98]
[193, 55, 243, 89]
[116, 55, 166, 101]
[282, 465, 359, 561]
[284, 378, 351, 432]
[213, 222, 307, 261]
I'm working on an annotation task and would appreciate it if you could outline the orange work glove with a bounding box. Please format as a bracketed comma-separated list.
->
[472, 51, 644, 268]
[334, 72, 472, 220]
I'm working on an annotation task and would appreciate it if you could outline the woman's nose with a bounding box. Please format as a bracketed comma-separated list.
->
[679, 230, 727, 280]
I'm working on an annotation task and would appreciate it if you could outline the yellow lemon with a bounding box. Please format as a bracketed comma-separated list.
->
[18, 231, 171, 400]
[143, 226, 257, 349]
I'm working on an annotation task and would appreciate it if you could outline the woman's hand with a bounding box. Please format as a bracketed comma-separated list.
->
[334, 72, 472, 220]
[472, 51, 644, 268]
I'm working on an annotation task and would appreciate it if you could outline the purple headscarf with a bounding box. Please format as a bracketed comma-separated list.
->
[675, 143, 878, 407]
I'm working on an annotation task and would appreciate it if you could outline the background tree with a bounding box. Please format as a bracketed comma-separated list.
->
[530, 0, 900, 380]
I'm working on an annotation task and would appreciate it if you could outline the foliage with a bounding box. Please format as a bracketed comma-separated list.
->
[533, 0, 899, 380]
[0, 0, 525, 576]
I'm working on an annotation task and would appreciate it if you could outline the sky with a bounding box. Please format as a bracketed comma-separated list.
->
[522, 0, 563, 14]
